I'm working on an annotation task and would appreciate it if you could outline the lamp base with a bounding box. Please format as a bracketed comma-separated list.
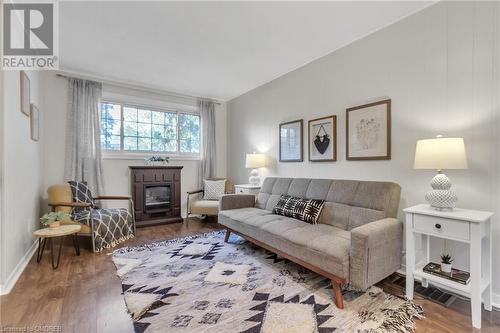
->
[249, 169, 260, 186]
[425, 172, 457, 210]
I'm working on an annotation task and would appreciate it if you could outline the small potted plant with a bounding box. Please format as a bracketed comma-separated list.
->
[145, 155, 170, 166]
[40, 212, 69, 228]
[440, 253, 453, 273]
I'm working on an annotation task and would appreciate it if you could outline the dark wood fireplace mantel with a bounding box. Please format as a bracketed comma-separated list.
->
[129, 166, 183, 227]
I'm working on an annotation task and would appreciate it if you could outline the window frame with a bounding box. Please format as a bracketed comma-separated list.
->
[100, 100, 201, 159]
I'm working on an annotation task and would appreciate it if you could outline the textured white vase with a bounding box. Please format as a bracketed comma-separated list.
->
[425, 172, 457, 210]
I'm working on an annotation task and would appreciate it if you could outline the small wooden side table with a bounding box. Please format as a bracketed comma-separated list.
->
[33, 224, 82, 269]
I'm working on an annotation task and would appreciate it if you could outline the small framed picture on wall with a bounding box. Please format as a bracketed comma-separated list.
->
[279, 119, 303, 162]
[20, 71, 30, 116]
[308, 115, 337, 161]
[30, 104, 39, 141]
[346, 99, 391, 160]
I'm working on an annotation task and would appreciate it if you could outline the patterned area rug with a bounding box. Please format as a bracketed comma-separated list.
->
[112, 231, 424, 333]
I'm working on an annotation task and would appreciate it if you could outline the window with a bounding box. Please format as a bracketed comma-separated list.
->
[100, 102, 200, 155]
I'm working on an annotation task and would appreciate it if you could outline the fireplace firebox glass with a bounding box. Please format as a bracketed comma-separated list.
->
[145, 185, 171, 210]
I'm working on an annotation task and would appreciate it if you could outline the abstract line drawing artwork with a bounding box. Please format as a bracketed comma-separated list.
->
[355, 117, 380, 150]
[346, 99, 391, 160]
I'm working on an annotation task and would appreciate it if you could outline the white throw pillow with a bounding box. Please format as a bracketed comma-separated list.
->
[203, 179, 226, 200]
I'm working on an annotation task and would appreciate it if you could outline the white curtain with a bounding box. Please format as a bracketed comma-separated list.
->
[64, 78, 104, 195]
[199, 100, 216, 186]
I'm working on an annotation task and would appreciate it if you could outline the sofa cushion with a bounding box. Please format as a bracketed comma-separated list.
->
[272, 195, 325, 224]
[219, 208, 350, 279]
[318, 202, 352, 230]
[190, 200, 220, 215]
[257, 177, 401, 230]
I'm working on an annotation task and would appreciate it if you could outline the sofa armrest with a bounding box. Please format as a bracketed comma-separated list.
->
[349, 218, 403, 290]
[219, 194, 255, 211]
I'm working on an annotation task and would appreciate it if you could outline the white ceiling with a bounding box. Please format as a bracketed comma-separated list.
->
[60, 1, 434, 101]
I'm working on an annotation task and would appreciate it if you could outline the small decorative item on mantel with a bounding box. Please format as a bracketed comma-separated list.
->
[440, 253, 453, 273]
[40, 212, 70, 228]
[145, 155, 170, 166]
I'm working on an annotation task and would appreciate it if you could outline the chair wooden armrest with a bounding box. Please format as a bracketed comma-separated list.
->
[94, 195, 132, 200]
[48, 202, 91, 208]
[187, 189, 203, 195]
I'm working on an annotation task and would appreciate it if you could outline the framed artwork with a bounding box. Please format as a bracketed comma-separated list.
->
[30, 104, 39, 141]
[20, 71, 30, 116]
[279, 119, 303, 162]
[346, 99, 391, 160]
[308, 115, 337, 161]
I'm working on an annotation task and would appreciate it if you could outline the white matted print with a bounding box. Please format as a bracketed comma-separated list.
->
[308, 115, 337, 161]
[346, 99, 391, 160]
[279, 119, 303, 162]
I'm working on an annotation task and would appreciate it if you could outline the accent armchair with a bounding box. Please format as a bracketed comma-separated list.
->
[47, 182, 136, 252]
[186, 178, 233, 218]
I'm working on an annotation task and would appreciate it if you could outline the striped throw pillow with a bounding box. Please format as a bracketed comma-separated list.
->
[272, 194, 325, 224]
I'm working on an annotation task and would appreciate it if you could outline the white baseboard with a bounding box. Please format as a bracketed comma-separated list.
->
[0, 240, 37, 295]
[397, 267, 500, 310]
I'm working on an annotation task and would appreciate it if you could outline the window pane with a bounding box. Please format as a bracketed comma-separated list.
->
[123, 121, 138, 137]
[152, 139, 165, 152]
[165, 126, 177, 140]
[138, 109, 152, 123]
[100, 134, 120, 150]
[138, 123, 152, 137]
[152, 124, 165, 140]
[165, 139, 177, 152]
[124, 137, 138, 150]
[101, 103, 120, 120]
[152, 111, 164, 124]
[101, 103, 121, 150]
[165, 112, 177, 127]
[123, 107, 137, 122]
[179, 114, 200, 153]
[138, 137, 151, 151]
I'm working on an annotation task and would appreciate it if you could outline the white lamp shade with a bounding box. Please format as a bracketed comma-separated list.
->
[245, 153, 266, 169]
[414, 137, 468, 170]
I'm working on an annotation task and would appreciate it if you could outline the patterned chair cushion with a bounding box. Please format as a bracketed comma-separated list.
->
[272, 194, 325, 224]
[68, 181, 95, 207]
[203, 179, 227, 200]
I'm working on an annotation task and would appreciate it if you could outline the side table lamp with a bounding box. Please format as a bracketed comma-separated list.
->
[414, 135, 468, 210]
[245, 153, 266, 186]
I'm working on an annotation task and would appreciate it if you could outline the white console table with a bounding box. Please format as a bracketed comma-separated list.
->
[404, 204, 493, 329]
[234, 184, 261, 195]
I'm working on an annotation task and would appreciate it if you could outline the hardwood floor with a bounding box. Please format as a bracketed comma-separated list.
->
[1, 218, 499, 332]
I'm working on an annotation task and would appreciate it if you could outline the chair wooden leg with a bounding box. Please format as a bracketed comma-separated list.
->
[332, 280, 344, 309]
[224, 229, 231, 243]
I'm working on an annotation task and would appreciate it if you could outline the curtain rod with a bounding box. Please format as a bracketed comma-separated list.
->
[55, 73, 223, 105]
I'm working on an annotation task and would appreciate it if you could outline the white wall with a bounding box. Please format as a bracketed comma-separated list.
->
[0, 71, 45, 293]
[227, 2, 500, 298]
[42, 74, 227, 216]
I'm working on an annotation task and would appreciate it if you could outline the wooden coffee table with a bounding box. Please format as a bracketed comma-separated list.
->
[33, 224, 82, 269]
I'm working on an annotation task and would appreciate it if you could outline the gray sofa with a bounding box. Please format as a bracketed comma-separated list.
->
[218, 177, 402, 309]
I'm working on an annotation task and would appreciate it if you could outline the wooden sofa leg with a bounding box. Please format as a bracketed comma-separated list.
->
[332, 280, 344, 309]
[224, 229, 231, 243]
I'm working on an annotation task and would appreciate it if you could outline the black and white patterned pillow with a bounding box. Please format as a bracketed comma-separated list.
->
[272, 194, 325, 224]
[203, 179, 227, 200]
[68, 181, 95, 208]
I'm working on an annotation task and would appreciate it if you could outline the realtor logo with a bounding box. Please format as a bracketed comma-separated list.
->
[2, 1, 59, 70]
